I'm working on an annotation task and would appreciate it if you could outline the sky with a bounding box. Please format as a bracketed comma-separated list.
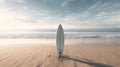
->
[0, 0, 120, 32]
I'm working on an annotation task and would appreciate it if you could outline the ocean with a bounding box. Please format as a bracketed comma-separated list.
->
[0, 30, 120, 45]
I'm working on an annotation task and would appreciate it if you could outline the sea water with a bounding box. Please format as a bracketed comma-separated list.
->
[0, 31, 120, 45]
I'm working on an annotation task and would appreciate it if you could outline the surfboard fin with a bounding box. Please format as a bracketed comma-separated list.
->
[59, 52, 61, 55]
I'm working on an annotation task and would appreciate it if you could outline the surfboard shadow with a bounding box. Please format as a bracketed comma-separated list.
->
[59, 55, 112, 67]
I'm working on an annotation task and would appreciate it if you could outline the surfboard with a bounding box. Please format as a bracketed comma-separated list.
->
[56, 24, 64, 56]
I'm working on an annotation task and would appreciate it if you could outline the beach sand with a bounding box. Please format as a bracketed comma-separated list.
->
[0, 45, 120, 67]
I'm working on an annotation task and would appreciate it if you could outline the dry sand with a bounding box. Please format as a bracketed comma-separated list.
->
[0, 45, 120, 67]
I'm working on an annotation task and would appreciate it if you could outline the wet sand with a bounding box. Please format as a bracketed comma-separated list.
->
[0, 45, 120, 67]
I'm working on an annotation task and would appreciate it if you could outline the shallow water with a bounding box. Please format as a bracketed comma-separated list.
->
[0, 38, 120, 45]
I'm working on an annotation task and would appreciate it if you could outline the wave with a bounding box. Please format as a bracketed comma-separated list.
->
[65, 34, 120, 38]
[0, 33, 120, 38]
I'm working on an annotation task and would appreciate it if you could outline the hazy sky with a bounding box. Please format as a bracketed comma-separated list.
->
[0, 0, 120, 32]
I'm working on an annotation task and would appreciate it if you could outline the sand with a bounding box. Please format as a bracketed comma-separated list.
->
[0, 45, 120, 67]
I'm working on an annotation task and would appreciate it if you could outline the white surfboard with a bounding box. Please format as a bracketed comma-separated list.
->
[56, 24, 64, 56]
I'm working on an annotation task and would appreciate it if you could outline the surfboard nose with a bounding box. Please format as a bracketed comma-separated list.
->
[59, 24, 62, 28]
[58, 24, 63, 31]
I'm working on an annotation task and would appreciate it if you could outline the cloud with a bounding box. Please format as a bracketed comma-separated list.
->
[0, 6, 62, 31]
[61, 0, 73, 7]
[12, 0, 25, 3]
[0, 7, 27, 20]
[23, 6, 29, 11]
[97, 12, 107, 17]
[106, 14, 120, 22]
[96, 10, 120, 26]
[0, 7, 35, 32]
[58, 15, 102, 29]
[0, 0, 25, 4]
[1, 0, 120, 31]
[0, 0, 5, 3]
